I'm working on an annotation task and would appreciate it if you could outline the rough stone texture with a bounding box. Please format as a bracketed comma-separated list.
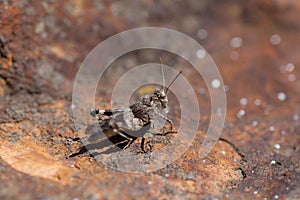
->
[0, 0, 300, 199]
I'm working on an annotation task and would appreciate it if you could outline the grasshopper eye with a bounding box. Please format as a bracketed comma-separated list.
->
[154, 89, 163, 97]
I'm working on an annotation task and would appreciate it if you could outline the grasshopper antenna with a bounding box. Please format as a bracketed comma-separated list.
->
[165, 70, 183, 93]
[160, 58, 166, 91]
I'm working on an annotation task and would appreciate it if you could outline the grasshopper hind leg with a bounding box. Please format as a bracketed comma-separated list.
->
[117, 131, 134, 150]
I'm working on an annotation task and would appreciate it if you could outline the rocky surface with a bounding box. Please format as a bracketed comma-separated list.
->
[0, 1, 299, 199]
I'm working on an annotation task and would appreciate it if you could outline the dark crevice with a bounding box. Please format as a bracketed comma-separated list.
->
[0, 36, 8, 59]
[238, 167, 247, 179]
[219, 137, 246, 159]
[219, 137, 247, 179]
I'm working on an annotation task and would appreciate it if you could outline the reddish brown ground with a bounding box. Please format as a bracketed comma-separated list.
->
[0, 1, 300, 199]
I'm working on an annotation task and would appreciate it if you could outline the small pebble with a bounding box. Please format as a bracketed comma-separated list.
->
[274, 195, 279, 199]
[35, 21, 45, 34]
[164, 173, 170, 178]
[286, 187, 290, 191]
[271, 160, 276, 165]
[186, 172, 197, 180]
[253, 191, 258, 195]
[274, 144, 281, 150]
[221, 150, 226, 155]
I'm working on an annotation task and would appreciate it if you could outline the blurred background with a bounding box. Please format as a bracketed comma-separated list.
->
[1, 0, 300, 199]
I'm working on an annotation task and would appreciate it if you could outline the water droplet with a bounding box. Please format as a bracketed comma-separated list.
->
[239, 109, 246, 116]
[254, 98, 262, 106]
[230, 51, 239, 60]
[293, 113, 299, 121]
[269, 126, 275, 131]
[252, 121, 258, 126]
[230, 37, 243, 48]
[286, 63, 295, 72]
[198, 87, 206, 94]
[211, 79, 221, 89]
[279, 65, 286, 73]
[270, 34, 281, 45]
[277, 92, 286, 101]
[197, 29, 208, 40]
[288, 74, 296, 81]
[240, 97, 248, 106]
[274, 144, 281, 149]
[236, 109, 246, 118]
[196, 49, 206, 58]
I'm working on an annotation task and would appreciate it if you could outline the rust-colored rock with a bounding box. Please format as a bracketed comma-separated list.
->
[0, 1, 299, 200]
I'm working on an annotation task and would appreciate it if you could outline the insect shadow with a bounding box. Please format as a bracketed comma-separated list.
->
[69, 122, 151, 157]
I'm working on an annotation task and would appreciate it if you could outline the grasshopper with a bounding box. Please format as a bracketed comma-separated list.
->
[73, 62, 182, 155]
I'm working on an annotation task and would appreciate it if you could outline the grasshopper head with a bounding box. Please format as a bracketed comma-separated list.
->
[154, 88, 168, 108]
